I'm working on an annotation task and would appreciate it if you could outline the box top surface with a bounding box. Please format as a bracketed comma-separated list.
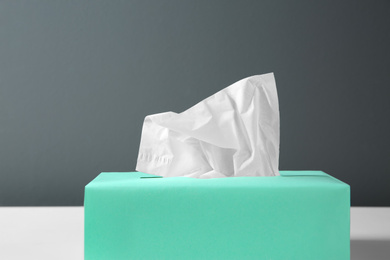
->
[86, 171, 349, 189]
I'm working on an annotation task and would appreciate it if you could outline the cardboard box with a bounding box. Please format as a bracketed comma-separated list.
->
[84, 171, 350, 260]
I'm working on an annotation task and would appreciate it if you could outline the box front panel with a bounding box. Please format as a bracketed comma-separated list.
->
[85, 173, 350, 260]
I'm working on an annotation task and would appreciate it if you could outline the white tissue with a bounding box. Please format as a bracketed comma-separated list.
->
[136, 73, 280, 178]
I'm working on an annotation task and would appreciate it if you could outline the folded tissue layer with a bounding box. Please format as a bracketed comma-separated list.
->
[136, 73, 280, 178]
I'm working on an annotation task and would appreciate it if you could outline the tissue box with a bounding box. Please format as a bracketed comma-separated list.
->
[84, 171, 350, 260]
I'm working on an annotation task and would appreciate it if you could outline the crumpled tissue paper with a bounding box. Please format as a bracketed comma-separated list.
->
[136, 73, 280, 178]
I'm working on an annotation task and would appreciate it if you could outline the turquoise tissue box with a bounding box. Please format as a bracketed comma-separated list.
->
[84, 171, 350, 260]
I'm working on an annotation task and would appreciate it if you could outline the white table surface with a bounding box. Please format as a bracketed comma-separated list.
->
[0, 207, 389, 260]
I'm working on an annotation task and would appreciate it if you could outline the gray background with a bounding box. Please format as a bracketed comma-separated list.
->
[0, 1, 389, 206]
